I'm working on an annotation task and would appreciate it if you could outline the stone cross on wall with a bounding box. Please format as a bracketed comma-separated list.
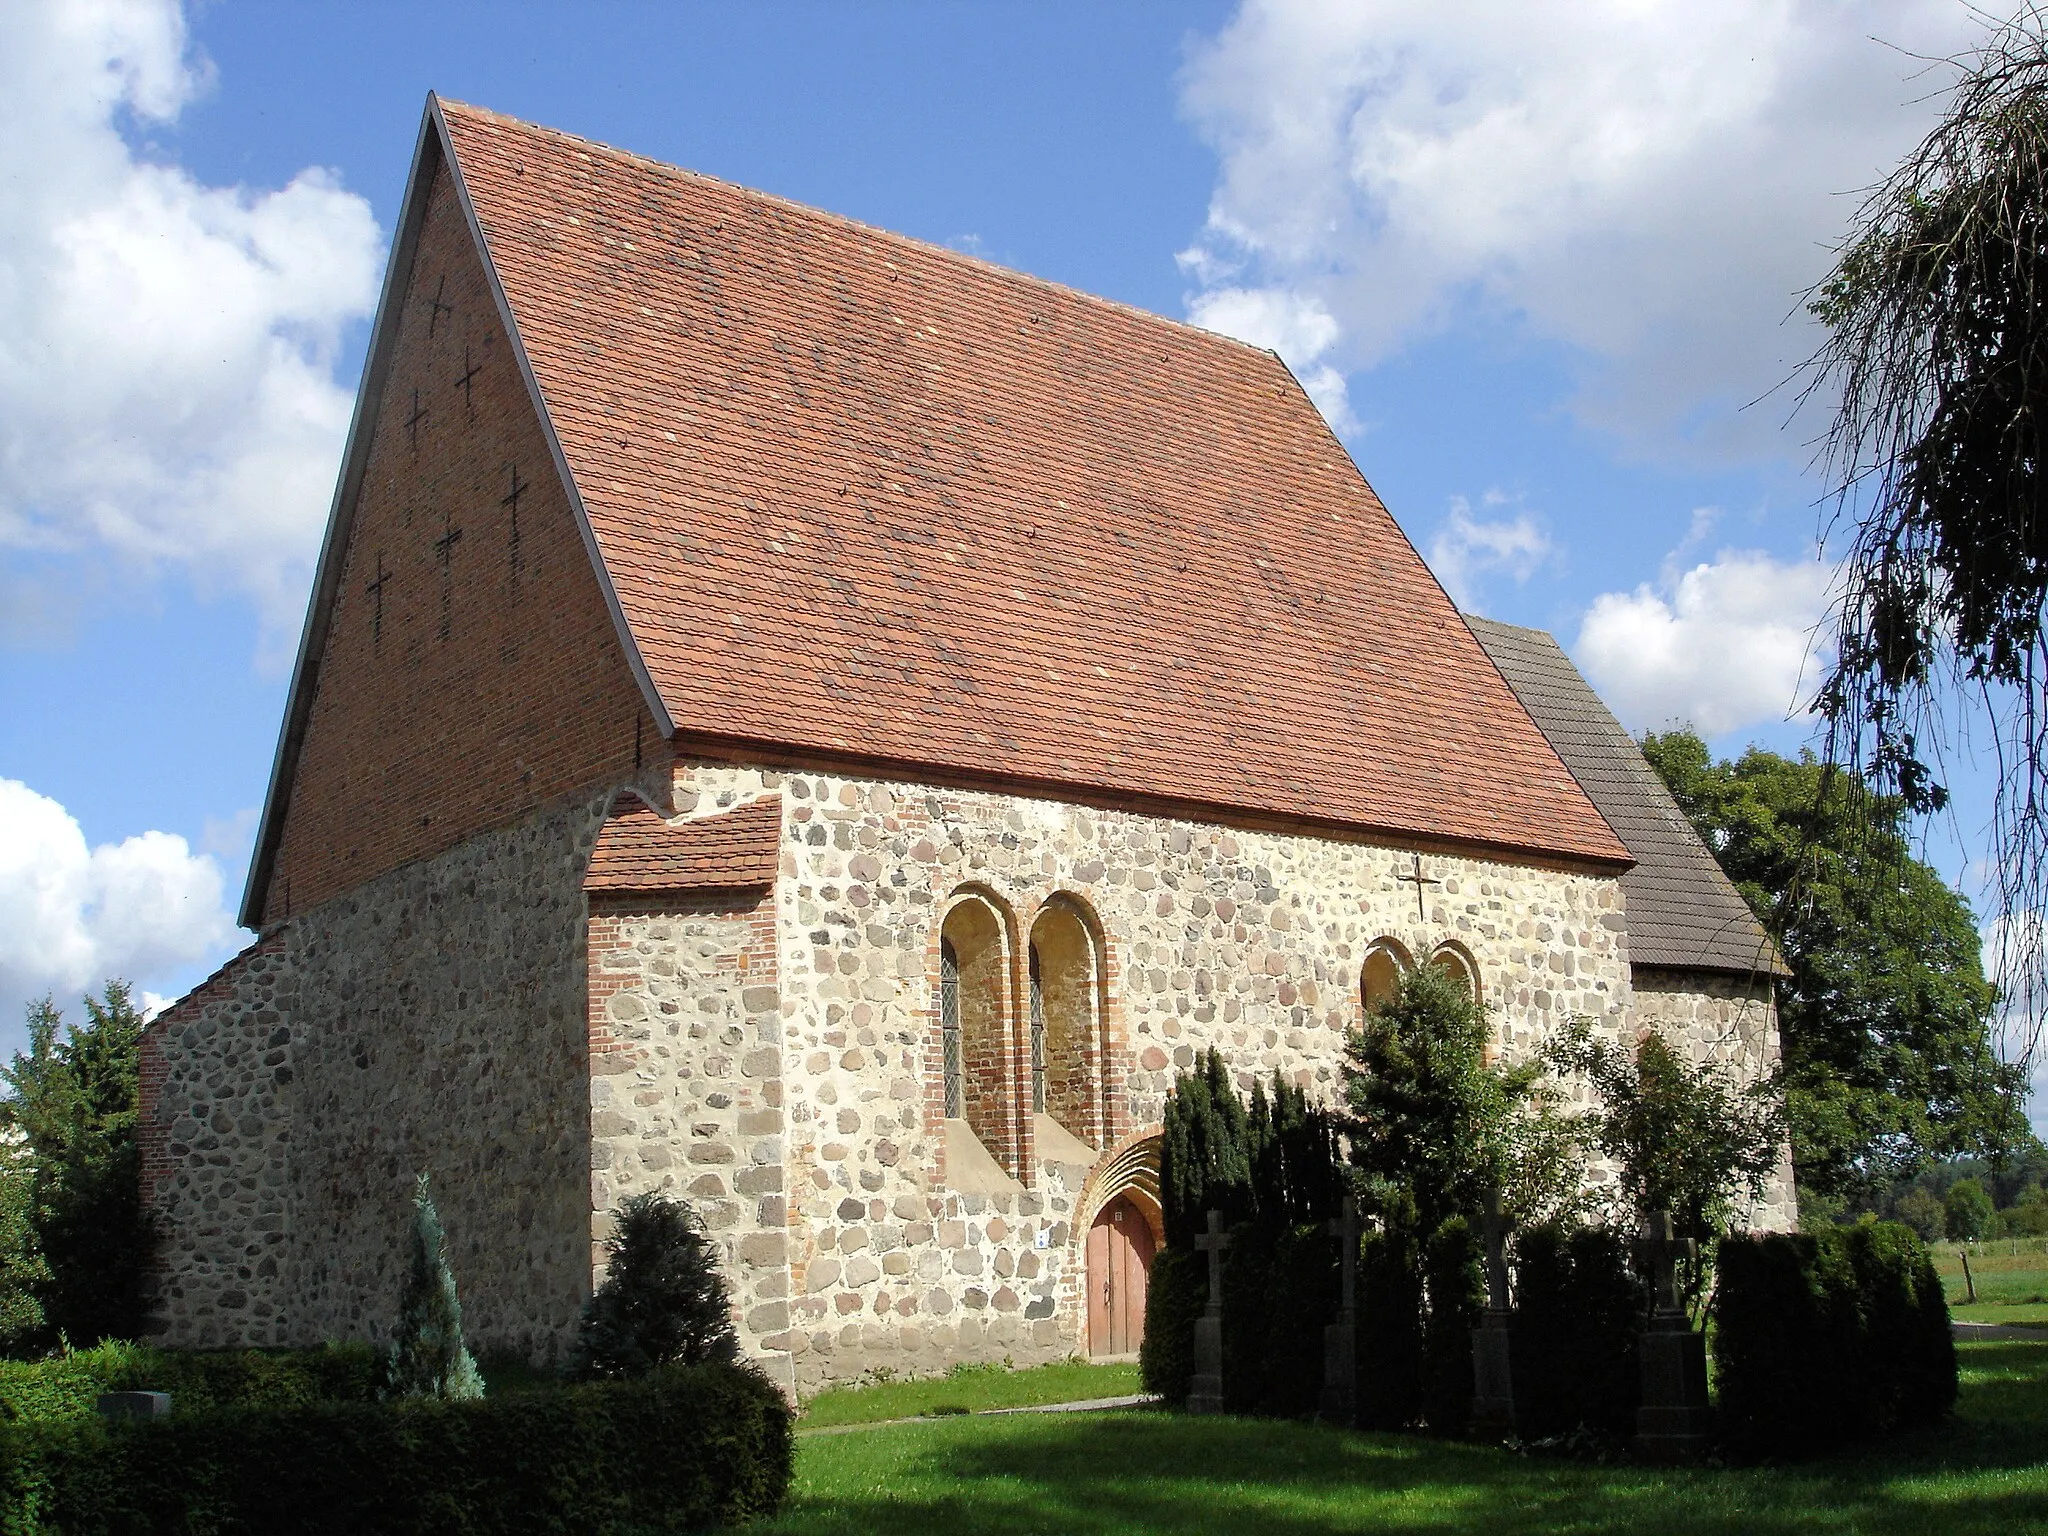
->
[1188, 1210, 1232, 1416]
[1396, 852, 1442, 921]
[1320, 1195, 1361, 1425]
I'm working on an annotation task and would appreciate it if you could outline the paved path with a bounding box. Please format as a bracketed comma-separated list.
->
[798, 1393, 1157, 1437]
[1954, 1320, 2048, 1341]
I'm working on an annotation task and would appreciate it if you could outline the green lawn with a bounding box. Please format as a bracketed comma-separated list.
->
[799, 1359, 1141, 1429]
[755, 1340, 2048, 1534]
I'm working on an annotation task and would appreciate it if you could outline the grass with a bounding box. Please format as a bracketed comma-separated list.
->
[799, 1359, 1141, 1428]
[753, 1340, 2048, 1534]
[1933, 1239, 2048, 1315]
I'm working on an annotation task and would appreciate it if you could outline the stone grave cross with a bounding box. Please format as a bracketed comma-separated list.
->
[1634, 1210, 1712, 1459]
[1468, 1185, 1517, 1436]
[1189, 1210, 1232, 1416]
[1319, 1195, 1362, 1424]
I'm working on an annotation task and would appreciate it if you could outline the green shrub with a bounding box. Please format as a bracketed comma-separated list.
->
[0, 1360, 792, 1533]
[1509, 1223, 1641, 1440]
[1219, 1223, 1335, 1418]
[1355, 1221, 1423, 1431]
[1419, 1217, 1482, 1436]
[0, 1342, 382, 1426]
[385, 1173, 484, 1401]
[1714, 1221, 1954, 1459]
[1137, 1249, 1205, 1407]
[573, 1193, 736, 1380]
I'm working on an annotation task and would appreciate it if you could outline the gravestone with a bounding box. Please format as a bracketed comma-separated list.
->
[1189, 1209, 1232, 1416]
[1469, 1186, 1517, 1437]
[1320, 1195, 1361, 1424]
[1634, 1210, 1712, 1459]
[96, 1391, 172, 1421]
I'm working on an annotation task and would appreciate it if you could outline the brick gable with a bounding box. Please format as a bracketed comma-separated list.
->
[257, 149, 662, 925]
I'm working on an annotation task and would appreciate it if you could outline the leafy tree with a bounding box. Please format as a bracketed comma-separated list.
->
[0, 1134, 49, 1354]
[1, 985, 149, 1348]
[571, 1192, 737, 1380]
[1345, 964, 1581, 1232]
[1803, 10, 2048, 1026]
[1642, 729, 2025, 1197]
[1944, 1177, 1995, 1242]
[1542, 1018, 1785, 1239]
[1893, 1183, 1946, 1244]
[384, 1172, 484, 1400]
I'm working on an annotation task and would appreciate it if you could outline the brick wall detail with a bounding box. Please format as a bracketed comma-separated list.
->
[261, 151, 663, 927]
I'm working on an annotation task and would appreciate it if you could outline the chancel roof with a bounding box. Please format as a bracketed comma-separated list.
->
[583, 796, 783, 894]
[1465, 616, 1787, 978]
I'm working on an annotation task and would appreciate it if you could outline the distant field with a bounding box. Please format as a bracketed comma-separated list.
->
[1934, 1239, 2048, 1322]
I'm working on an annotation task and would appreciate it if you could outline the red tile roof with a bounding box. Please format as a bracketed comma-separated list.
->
[583, 795, 782, 893]
[438, 100, 1628, 868]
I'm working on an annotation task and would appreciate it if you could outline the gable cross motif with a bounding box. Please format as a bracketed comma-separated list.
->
[501, 464, 527, 587]
[454, 345, 481, 412]
[424, 273, 454, 337]
[404, 388, 429, 453]
[1396, 852, 1443, 921]
[433, 510, 463, 641]
[363, 551, 391, 648]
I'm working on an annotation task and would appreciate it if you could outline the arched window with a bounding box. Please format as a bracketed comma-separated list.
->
[940, 937, 963, 1118]
[1029, 897, 1104, 1151]
[1429, 943, 1480, 1005]
[939, 895, 1015, 1167]
[1362, 938, 1412, 1013]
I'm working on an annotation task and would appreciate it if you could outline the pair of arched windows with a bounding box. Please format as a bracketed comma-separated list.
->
[1362, 937, 1480, 1012]
[937, 892, 1105, 1172]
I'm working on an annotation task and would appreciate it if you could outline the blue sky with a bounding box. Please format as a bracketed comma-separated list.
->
[0, 1, 2023, 1099]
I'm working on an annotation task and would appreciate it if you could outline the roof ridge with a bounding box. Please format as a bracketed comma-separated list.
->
[434, 97, 1282, 368]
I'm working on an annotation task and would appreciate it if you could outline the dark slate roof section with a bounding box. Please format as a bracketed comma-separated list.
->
[1465, 616, 1789, 979]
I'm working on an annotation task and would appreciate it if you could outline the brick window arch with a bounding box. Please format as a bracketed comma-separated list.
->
[1428, 941, 1481, 1007]
[1362, 937, 1413, 1013]
[938, 891, 1021, 1172]
[1029, 894, 1107, 1151]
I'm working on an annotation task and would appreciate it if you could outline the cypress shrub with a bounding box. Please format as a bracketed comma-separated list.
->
[1419, 1216, 1483, 1436]
[1217, 1222, 1337, 1418]
[384, 1174, 484, 1401]
[0, 1361, 792, 1533]
[1509, 1223, 1641, 1440]
[1715, 1222, 1954, 1459]
[1356, 1221, 1422, 1431]
[1137, 1249, 1206, 1407]
[572, 1193, 737, 1380]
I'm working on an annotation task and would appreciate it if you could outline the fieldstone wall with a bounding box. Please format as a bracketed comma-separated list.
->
[141, 935, 299, 1346]
[144, 772, 667, 1361]
[1631, 966, 1797, 1232]
[587, 880, 792, 1392]
[667, 759, 1637, 1394]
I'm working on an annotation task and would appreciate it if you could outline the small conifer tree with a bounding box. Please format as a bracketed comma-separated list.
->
[383, 1172, 484, 1400]
[572, 1192, 737, 1380]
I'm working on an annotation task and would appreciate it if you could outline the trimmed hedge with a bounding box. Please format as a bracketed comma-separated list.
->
[1138, 1249, 1205, 1408]
[1508, 1223, 1641, 1441]
[1220, 1223, 1336, 1418]
[1355, 1222, 1423, 1431]
[0, 1344, 381, 1426]
[1715, 1221, 1954, 1459]
[0, 1360, 792, 1534]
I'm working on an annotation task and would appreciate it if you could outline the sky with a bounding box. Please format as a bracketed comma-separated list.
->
[0, 0, 2028, 1111]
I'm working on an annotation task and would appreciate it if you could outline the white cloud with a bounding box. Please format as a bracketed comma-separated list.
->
[1185, 282, 1358, 432]
[0, 0, 381, 652]
[1178, 0, 1979, 459]
[0, 778, 239, 1045]
[1574, 545, 1834, 736]
[1427, 493, 1552, 611]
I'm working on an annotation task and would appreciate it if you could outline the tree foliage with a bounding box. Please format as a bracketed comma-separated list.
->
[572, 1192, 738, 1380]
[0, 985, 149, 1349]
[1158, 1048, 1344, 1247]
[383, 1173, 484, 1401]
[1344, 964, 1581, 1232]
[1803, 8, 2048, 1034]
[1541, 1018, 1784, 1237]
[1643, 729, 2025, 1197]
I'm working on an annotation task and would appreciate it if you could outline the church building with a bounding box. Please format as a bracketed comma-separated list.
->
[140, 98, 1791, 1397]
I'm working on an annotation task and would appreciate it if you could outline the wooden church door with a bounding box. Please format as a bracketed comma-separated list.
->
[1086, 1195, 1156, 1356]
